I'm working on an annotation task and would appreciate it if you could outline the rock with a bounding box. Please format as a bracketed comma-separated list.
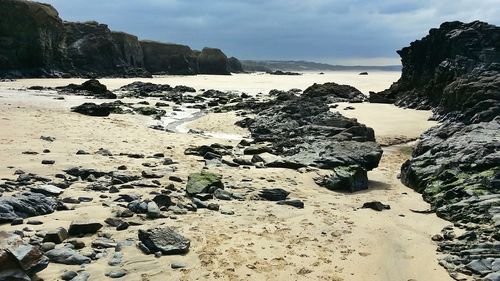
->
[68, 220, 103, 236]
[362, 201, 391, 211]
[152, 194, 173, 208]
[303, 82, 366, 103]
[0, 0, 67, 78]
[61, 271, 78, 280]
[138, 227, 190, 255]
[315, 165, 369, 193]
[185, 172, 224, 196]
[0, 192, 58, 223]
[41, 242, 56, 252]
[359, 72, 368, 75]
[213, 189, 232, 200]
[41, 160, 55, 165]
[259, 188, 289, 201]
[45, 248, 91, 265]
[146, 201, 161, 219]
[207, 203, 220, 211]
[140, 40, 197, 75]
[0, 231, 49, 279]
[141, 170, 164, 179]
[105, 269, 127, 278]
[197, 47, 229, 75]
[71, 102, 115, 117]
[169, 176, 183, 183]
[277, 200, 304, 209]
[43, 227, 68, 244]
[267, 70, 301, 76]
[31, 184, 63, 196]
[171, 262, 187, 269]
[243, 144, 272, 155]
[227, 57, 243, 73]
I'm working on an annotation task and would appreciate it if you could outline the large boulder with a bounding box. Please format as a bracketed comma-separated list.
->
[138, 227, 190, 255]
[185, 172, 224, 196]
[0, 0, 68, 77]
[0, 231, 49, 280]
[197, 47, 229, 75]
[227, 57, 243, 73]
[140, 40, 198, 75]
[0, 192, 58, 223]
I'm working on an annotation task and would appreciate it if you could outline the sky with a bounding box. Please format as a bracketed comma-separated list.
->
[41, 0, 500, 66]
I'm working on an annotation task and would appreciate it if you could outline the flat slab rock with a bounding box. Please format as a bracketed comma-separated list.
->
[0, 192, 58, 223]
[68, 220, 103, 236]
[138, 227, 190, 255]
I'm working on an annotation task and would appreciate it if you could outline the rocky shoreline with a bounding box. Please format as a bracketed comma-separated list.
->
[371, 21, 499, 280]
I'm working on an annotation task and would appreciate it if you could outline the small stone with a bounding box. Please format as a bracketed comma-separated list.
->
[43, 227, 68, 244]
[207, 203, 220, 211]
[41, 160, 55, 165]
[68, 220, 103, 236]
[361, 201, 390, 211]
[105, 269, 127, 278]
[171, 262, 187, 269]
[61, 271, 78, 280]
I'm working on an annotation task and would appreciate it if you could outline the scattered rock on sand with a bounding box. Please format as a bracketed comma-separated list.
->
[71, 102, 114, 117]
[0, 231, 49, 280]
[138, 227, 190, 255]
[68, 220, 103, 236]
[0, 192, 58, 223]
[45, 248, 91, 265]
[259, 188, 289, 201]
[362, 201, 391, 211]
[43, 227, 68, 244]
[185, 172, 224, 196]
[277, 199, 304, 209]
[315, 165, 368, 193]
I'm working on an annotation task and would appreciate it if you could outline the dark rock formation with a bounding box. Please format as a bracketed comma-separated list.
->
[303, 82, 367, 103]
[0, 192, 58, 223]
[64, 21, 149, 77]
[266, 70, 301, 76]
[197, 47, 229, 75]
[140, 41, 197, 75]
[370, 21, 500, 121]
[227, 56, 243, 73]
[57, 79, 116, 99]
[185, 172, 224, 196]
[71, 102, 116, 117]
[372, 21, 500, 279]
[138, 227, 190, 255]
[0, 0, 68, 78]
[0, 232, 49, 280]
[0, 0, 240, 77]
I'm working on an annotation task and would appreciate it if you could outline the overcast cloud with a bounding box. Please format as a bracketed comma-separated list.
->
[42, 0, 500, 65]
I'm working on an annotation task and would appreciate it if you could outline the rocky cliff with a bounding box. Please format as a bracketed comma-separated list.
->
[197, 47, 229, 75]
[0, 0, 68, 77]
[140, 40, 198, 75]
[370, 21, 499, 120]
[0, 0, 238, 78]
[373, 21, 500, 280]
[227, 57, 244, 73]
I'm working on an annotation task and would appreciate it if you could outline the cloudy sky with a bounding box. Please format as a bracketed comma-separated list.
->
[42, 0, 499, 65]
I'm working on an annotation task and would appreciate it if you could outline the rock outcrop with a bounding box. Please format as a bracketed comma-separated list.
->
[64, 21, 149, 77]
[227, 57, 244, 73]
[233, 84, 383, 192]
[373, 21, 500, 279]
[369, 21, 500, 120]
[0, 0, 68, 77]
[0, 0, 239, 77]
[140, 40, 198, 75]
[197, 47, 229, 75]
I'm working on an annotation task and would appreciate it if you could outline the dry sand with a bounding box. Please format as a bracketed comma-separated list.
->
[0, 73, 452, 281]
[0, 71, 400, 95]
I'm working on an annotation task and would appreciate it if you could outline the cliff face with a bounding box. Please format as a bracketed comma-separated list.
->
[370, 21, 500, 122]
[64, 21, 148, 77]
[0, 0, 68, 77]
[374, 21, 500, 280]
[227, 56, 244, 73]
[197, 47, 229, 75]
[140, 40, 198, 75]
[0, 0, 238, 77]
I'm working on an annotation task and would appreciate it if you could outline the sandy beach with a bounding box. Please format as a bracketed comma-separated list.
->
[0, 72, 452, 281]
